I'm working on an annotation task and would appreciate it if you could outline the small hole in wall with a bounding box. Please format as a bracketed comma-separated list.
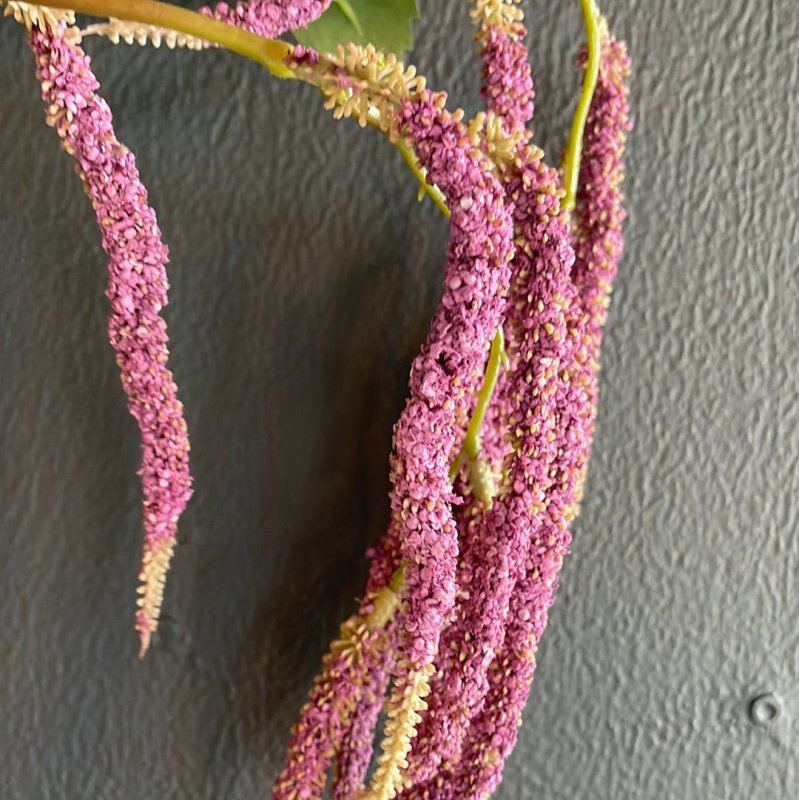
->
[748, 693, 781, 727]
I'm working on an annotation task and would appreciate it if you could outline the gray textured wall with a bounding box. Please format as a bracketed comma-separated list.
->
[1, 1, 796, 798]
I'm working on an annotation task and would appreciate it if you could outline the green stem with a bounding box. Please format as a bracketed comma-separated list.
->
[42, 0, 295, 77]
[397, 139, 451, 218]
[561, 0, 601, 212]
[449, 328, 507, 481]
[364, 564, 405, 631]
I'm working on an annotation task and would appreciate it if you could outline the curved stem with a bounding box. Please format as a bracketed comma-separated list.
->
[463, 327, 507, 460]
[364, 564, 405, 631]
[449, 328, 507, 481]
[41, 0, 294, 77]
[397, 139, 451, 219]
[561, 0, 601, 212]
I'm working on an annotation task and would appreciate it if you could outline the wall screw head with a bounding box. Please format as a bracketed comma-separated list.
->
[749, 693, 781, 727]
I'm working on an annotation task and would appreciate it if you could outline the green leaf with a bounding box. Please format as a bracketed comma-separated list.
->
[333, 0, 364, 35]
[294, 0, 418, 58]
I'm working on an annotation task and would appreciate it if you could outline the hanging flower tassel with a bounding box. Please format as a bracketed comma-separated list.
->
[356, 90, 514, 800]
[408, 20, 631, 799]
[271, 530, 403, 800]
[271, 592, 399, 800]
[572, 23, 632, 397]
[398, 1, 539, 780]
[403, 138, 580, 790]
[331, 565, 407, 799]
[470, 0, 534, 135]
[400, 158, 591, 800]
[7, 2, 631, 796]
[27, 15, 193, 656]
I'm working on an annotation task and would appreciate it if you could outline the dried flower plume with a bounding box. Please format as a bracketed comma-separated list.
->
[24, 10, 193, 655]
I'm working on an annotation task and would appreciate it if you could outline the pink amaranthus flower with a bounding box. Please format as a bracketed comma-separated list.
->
[430, 173, 594, 800]
[28, 18, 193, 655]
[399, 3, 555, 780]
[403, 140, 582, 789]
[271, 523, 403, 800]
[20, 0, 337, 659]
[271, 598, 397, 800]
[201, 0, 332, 37]
[573, 29, 632, 357]
[17, 3, 630, 797]
[392, 88, 514, 683]
[473, 0, 535, 134]
[404, 26, 632, 800]
[272, 10, 630, 797]
[354, 90, 515, 800]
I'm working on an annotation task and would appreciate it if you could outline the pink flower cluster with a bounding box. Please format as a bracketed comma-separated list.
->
[201, 0, 332, 37]
[574, 34, 632, 345]
[404, 144, 585, 790]
[274, 13, 631, 800]
[21, 1, 630, 797]
[393, 91, 514, 675]
[480, 25, 534, 134]
[28, 21, 194, 654]
[272, 89, 517, 799]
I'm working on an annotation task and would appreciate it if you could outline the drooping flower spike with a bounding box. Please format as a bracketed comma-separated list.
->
[270, 509, 406, 799]
[568, 25, 632, 511]
[356, 89, 514, 800]
[403, 20, 631, 799]
[404, 152, 593, 800]
[573, 24, 632, 370]
[403, 140, 581, 790]
[273, 50, 517, 797]
[268, 5, 628, 798]
[14, 0, 338, 657]
[470, 0, 534, 135]
[266, 39, 516, 798]
[271, 575, 401, 800]
[395, 1, 538, 779]
[331, 621, 397, 800]
[26, 14, 193, 656]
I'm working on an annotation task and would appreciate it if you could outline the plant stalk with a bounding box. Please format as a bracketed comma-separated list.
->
[43, 0, 295, 77]
[561, 0, 602, 212]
